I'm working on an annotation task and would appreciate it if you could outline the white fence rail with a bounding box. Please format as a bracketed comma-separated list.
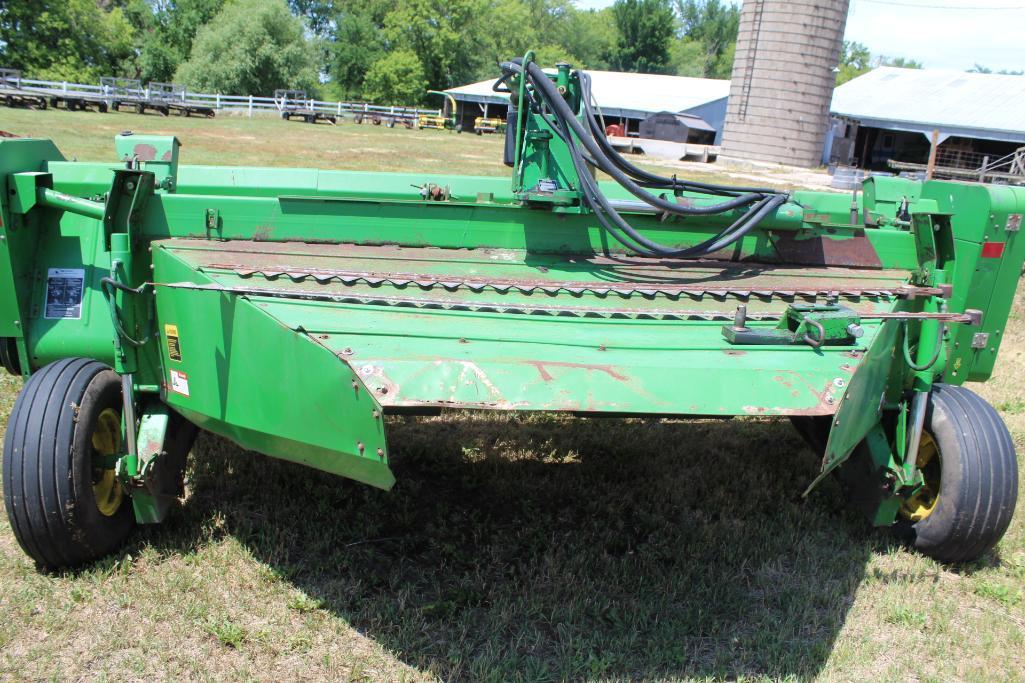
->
[1, 74, 441, 119]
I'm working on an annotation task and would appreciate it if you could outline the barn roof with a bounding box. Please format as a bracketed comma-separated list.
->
[831, 67, 1025, 143]
[446, 70, 730, 120]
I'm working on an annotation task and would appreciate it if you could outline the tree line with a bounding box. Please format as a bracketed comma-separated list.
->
[0, 0, 740, 103]
[3, 1, 1011, 105]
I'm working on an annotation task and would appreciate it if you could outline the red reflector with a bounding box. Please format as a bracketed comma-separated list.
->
[981, 242, 1005, 258]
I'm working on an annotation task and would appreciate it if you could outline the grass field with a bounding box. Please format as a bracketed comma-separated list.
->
[0, 107, 1022, 682]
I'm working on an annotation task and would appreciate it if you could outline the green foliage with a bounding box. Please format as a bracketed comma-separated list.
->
[882, 56, 922, 69]
[363, 49, 428, 105]
[140, 0, 226, 83]
[0, 0, 137, 82]
[14, 0, 946, 105]
[286, 0, 336, 35]
[325, 0, 733, 102]
[330, 7, 386, 99]
[557, 9, 617, 70]
[205, 618, 247, 648]
[836, 40, 871, 85]
[381, 0, 498, 91]
[837, 41, 924, 85]
[968, 64, 1024, 75]
[611, 0, 675, 74]
[175, 0, 318, 95]
[672, 0, 738, 79]
[670, 39, 705, 78]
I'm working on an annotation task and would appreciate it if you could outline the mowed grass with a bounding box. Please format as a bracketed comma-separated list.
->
[0, 107, 1023, 681]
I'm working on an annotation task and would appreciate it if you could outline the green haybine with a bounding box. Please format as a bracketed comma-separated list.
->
[1, 57, 1021, 569]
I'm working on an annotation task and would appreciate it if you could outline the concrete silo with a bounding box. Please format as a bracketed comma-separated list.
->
[721, 0, 850, 167]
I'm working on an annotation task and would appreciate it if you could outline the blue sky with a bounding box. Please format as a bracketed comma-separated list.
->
[573, 0, 1025, 72]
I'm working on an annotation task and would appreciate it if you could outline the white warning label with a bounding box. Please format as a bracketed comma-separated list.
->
[44, 268, 85, 320]
[169, 369, 190, 397]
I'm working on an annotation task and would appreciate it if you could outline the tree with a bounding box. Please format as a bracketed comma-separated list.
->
[673, 0, 738, 78]
[175, 0, 318, 95]
[611, 0, 675, 73]
[330, 11, 385, 98]
[836, 40, 871, 85]
[363, 49, 427, 104]
[381, 0, 497, 90]
[0, 0, 136, 81]
[126, 0, 225, 83]
[968, 64, 1023, 75]
[836, 41, 924, 85]
[557, 8, 617, 70]
[881, 56, 922, 69]
[287, 0, 336, 35]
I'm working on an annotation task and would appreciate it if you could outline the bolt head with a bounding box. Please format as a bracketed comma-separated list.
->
[846, 324, 865, 338]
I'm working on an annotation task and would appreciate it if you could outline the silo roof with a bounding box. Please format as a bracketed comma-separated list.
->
[446, 70, 730, 120]
[831, 67, 1025, 143]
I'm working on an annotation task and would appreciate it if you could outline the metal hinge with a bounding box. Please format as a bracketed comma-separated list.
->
[205, 208, 220, 238]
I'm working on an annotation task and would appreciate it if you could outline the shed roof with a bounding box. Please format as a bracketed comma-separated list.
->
[446, 70, 730, 120]
[831, 67, 1025, 143]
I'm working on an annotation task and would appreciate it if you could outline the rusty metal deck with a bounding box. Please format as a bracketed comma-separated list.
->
[150, 239, 917, 416]
[156, 239, 922, 318]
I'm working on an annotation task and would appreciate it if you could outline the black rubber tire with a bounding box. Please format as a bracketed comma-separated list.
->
[0, 337, 20, 375]
[2, 359, 134, 569]
[903, 384, 1018, 563]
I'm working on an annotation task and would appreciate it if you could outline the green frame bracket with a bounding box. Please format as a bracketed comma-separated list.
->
[724, 304, 862, 347]
[103, 169, 155, 251]
[127, 402, 188, 524]
[115, 134, 180, 191]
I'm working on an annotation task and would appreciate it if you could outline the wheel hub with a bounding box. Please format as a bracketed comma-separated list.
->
[91, 407, 124, 517]
[901, 431, 941, 522]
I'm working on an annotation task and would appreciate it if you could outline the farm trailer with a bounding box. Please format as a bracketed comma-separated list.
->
[276, 90, 337, 125]
[0, 57, 1021, 569]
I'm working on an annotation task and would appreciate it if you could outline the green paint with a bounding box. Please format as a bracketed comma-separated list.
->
[0, 119, 1023, 523]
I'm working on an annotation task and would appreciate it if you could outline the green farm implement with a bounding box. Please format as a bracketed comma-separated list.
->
[1, 57, 1022, 569]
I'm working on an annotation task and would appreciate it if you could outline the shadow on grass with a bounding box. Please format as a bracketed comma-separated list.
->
[145, 413, 875, 680]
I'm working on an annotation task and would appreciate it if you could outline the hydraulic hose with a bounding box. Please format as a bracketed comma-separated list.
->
[556, 110, 788, 258]
[499, 59, 791, 258]
[577, 72, 779, 197]
[516, 61, 769, 217]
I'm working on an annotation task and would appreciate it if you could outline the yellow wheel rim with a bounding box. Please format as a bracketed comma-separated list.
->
[91, 407, 124, 517]
[900, 431, 941, 522]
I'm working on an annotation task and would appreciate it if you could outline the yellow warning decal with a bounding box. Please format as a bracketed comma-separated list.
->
[165, 323, 182, 362]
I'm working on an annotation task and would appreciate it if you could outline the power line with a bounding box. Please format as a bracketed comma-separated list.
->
[857, 0, 1025, 9]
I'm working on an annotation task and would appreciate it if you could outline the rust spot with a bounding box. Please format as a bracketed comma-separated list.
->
[723, 350, 746, 356]
[802, 212, 832, 223]
[253, 225, 274, 241]
[769, 230, 884, 268]
[525, 360, 629, 383]
[774, 374, 795, 390]
[162, 150, 173, 161]
[134, 143, 158, 161]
